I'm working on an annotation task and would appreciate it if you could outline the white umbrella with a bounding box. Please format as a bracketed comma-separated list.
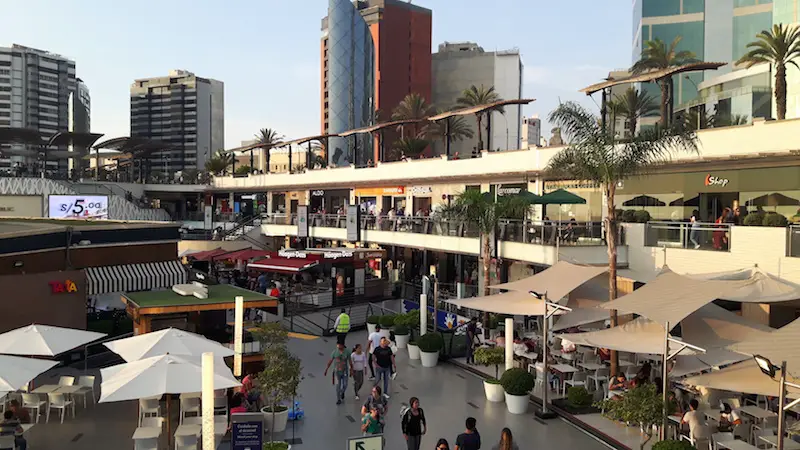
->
[103, 328, 234, 362]
[0, 355, 58, 392]
[99, 354, 240, 403]
[0, 324, 106, 356]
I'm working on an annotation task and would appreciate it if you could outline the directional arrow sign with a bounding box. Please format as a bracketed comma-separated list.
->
[347, 434, 383, 450]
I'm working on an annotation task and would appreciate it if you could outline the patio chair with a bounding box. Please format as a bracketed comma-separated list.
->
[587, 367, 609, 392]
[179, 397, 201, 424]
[139, 397, 161, 426]
[0, 435, 14, 450]
[58, 376, 75, 386]
[175, 434, 198, 450]
[213, 395, 227, 416]
[562, 371, 588, 396]
[710, 432, 734, 450]
[141, 417, 165, 432]
[680, 433, 710, 450]
[21, 393, 47, 423]
[46, 392, 74, 423]
[134, 438, 159, 450]
[625, 365, 638, 378]
[751, 427, 775, 449]
[74, 375, 96, 407]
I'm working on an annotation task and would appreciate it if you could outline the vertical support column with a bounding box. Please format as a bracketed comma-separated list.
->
[505, 317, 514, 370]
[778, 360, 787, 450]
[234, 296, 244, 378]
[201, 352, 215, 450]
[419, 293, 428, 336]
[660, 321, 670, 441]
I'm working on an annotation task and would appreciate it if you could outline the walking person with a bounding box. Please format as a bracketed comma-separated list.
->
[435, 439, 451, 450]
[401, 397, 427, 450]
[361, 404, 382, 435]
[689, 209, 701, 249]
[334, 308, 351, 345]
[373, 337, 396, 399]
[491, 428, 519, 450]
[324, 342, 353, 405]
[465, 317, 478, 365]
[367, 324, 383, 380]
[362, 386, 388, 433]
[351, 344, 368, 400]
[454, 417, 481, 450]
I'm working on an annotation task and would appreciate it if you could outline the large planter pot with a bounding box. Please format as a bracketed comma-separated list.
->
[483, 381, 505, 403]
[504, 392, 530, 414]
[263, 444, 292, 450]
[261, 406, 289, 433]
[367, 323, 377, 335]
[395, 334, 410, 349]
[420, 350, 439, 368]
[407, 344, 420, 360]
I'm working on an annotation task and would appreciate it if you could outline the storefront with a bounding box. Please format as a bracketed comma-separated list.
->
[355, 186, 405, 215]
[309, 189, 350, 213]
[0, 270, 86, 333]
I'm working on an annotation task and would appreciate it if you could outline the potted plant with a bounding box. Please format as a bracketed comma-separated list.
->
[378, 315, 395, 339]
[407, 338, 420, 360]
[263, 442, 292, 450]
[499, 368, 534, 414]
[394, 324, 411, 349]
[417, 333, 443, 368]
[595, 384, 670, 450]
[255, 323, 302, 437]
[474, 347, 505, 402]
[652, 440, 696, 450]
[404, 309, 420, 337]
[366, 315, 380, 335]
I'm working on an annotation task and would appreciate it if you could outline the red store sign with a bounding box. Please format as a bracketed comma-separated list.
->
[49, 279, 78, 294]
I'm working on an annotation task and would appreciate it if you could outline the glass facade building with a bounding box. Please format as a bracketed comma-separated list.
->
[326, 0, 375, 168]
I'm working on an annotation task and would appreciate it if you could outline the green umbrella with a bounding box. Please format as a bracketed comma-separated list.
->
[539, 189, 586, 205]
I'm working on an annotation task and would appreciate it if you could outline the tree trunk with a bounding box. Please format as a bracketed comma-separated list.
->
[776, 64, 787, 120]
[476, 115, 483, 152]
[266, 148, 271, 174]
[482, 233, 491, 339]
[659, 80, 669, 128]
[628, 116, 637, 138]
[605, 183, 619, 377]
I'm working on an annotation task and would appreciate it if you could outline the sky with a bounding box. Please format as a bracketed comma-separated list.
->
[1, 0, 633, 149]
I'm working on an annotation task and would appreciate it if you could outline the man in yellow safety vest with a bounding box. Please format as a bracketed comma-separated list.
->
[334, 308, 350, 345]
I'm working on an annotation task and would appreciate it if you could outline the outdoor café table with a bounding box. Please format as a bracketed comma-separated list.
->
[551, 363, 579, 388]
[54, 385, 81, 415]
[578, 362, 604, 371]
[718, 440, 761, 450]
[759, 435, 800, 449]
[30, 385, 59, 395]
[174, 424, 202, 437]
[739, 405, 778, 425]
[16, 424, 34, 436]
[132, 426, 162, 440]
[666, 415, 681, 440]
[617, 360, 635, 367]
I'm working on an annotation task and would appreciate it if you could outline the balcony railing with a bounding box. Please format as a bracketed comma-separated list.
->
[789, 225, 800, 258]
[262, 213, 623, 246]
[645, 221, 733, 252]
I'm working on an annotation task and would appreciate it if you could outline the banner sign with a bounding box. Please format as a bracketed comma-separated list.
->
[231, 413, 263, 450]
[297, 205, 309, 238]
[346, 205, 360, 242]
[48, 195, 109, 219]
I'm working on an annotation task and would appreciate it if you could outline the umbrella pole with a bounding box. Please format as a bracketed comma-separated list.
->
[167, 394, 171, 448]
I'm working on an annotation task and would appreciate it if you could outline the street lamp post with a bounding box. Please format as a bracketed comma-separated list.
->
[754, 356, 800, 450]
[530, 291, 572, 419]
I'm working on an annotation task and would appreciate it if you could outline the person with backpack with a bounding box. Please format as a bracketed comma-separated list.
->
[361, 385, 388, 432]
[401, 397, 426, 450]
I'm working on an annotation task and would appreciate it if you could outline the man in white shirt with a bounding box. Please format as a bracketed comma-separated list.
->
[367, 325, 384, 380]
[681, 399, 710, 440]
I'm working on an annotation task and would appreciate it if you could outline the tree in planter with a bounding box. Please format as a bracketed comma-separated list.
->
[595, 384, 673, 450]
[366, 316, 380, 325]
[567, 386, 594, 409]
[417, 332, 444, 353]
[378, 315, 395, 329]
[474, 346, 505, 380]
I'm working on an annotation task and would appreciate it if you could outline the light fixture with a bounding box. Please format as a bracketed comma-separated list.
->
[754, 354, 777, 379]
[12, 261, 23, 268]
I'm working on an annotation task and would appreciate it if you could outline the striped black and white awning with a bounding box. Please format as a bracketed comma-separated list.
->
[86, 260, 187, 295]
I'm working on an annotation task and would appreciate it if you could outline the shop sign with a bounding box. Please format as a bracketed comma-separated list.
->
[278, 250, 307, 259]
[49, 279, 78, 294]
[410, 186, 432, 195]
[311, 190, 325, 197]
[496, 184, 527, 196]
[355, 187, 405, 196]
[324, 250, 354, 259]
[545, 180, 600, 190]
[704, 174, 729, 187]
[356, 251, 384, 260]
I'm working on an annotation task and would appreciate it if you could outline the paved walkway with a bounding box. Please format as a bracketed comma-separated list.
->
[20, 330, 612, 449]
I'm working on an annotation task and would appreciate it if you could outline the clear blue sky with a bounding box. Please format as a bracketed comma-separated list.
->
[1, 0, 633, 149]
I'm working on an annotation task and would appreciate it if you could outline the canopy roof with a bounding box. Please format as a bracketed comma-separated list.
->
[211, 248, 271, 262]
[728, 316, 800, 374]
[0, 128, 43, 145]
[0, 324, 106, 356]
[47, 131, 104, 148]
[600, 267, 753, 326]
[490, 261, 608, 301]
[0, 355, 58, 392]
[564, 317, 695, 354]
[553, 307, 610, 331]
[185, 247, 228, 261]
[539, 189, 587, 205]
[428, 99, 536, 121]
[683, 360, 800, 398]
[688, 267, 800, 303]
[338, 119, 424, 137]
[104, 327, 234, 362]
[580, 62, 727, 95]
[445, 290, 557, 316]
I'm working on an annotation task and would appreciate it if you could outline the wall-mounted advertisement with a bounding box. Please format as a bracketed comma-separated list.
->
[48, 195, 109, 220]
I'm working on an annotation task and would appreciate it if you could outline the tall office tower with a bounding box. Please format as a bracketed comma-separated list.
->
[68, 78, 91, 175]
[431, 41, 523, 156]
[520, 116, 541, 149]
[0, 44, 79, 173]
[632, 0, 775, 118]
[130, 69, 224, 173]
[321, 0, 432, 167]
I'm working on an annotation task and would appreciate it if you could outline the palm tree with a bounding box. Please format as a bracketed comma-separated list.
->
[456, 85, 504, 152]
[391, 93, 435, 138]
[392, 135, 430, 159]
[204, 149, 233, 176]
[428, 110, 474, 157]
[254, 128, 284, 173]
[610, 87, 659, 137]
[546, 101, 698, 375]
[631, 37, 698, 127]
[438, 189, 533, 336]
[737, 24, 800, 120]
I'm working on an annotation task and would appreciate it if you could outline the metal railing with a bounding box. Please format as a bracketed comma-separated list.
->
[789, 225, 800, 258]
[645, 221, 733, 252]
[263, 213, 622, 246]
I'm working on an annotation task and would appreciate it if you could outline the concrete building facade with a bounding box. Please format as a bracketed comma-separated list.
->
[431, 42, 523, 157]
[521, 116, 541, 149]
[130, 69, 224, 173]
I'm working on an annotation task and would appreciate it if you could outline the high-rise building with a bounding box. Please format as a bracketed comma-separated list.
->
[520, 116, 541, 149]
[130, 69, 224, 173]
[431, 42, 523, 156]
[321, 0, 432, 167]
[0, 44, 80, 172]
[68, 77, 91, 175]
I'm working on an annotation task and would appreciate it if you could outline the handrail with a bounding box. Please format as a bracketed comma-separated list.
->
[221, 213, 264, 239]
[645, 220, 733, 251]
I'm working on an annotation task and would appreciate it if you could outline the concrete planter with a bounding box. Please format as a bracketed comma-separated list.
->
[261, 406, 289, 433]
[395, 334, 410, 349]
[367, 323, 377, 335]
[407, 343, 420, 360]
[483, 381, 505, 403]
[504, 392, 530, 414]
[420, 350, 439, 368]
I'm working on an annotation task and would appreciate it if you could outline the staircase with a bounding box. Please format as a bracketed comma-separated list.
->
[222, 214, 267, 248]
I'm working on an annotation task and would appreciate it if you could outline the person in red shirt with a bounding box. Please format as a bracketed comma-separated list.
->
[269, 282, 280, 298]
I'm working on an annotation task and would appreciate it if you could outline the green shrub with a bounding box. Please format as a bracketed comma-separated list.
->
[487, 314, 499, 330]
[404, 309, 420, 329]
[417, 333, 444, 353]
[263, 442, 290, 450]
[651, 440, 696, 450]
[567, 386, 593, 408]
[394, 324, 410, 336]
[485, 378, 501, 385]
[621, 210, 637, 223]
[474, 346, 505, 379]
[763, 212, 789, 227]
[744, 212, 765, 226]
[392, 313, 408, 328]
[499, 367, 535, 396]
[379, 315, 395, 328]
[633, 210, 651, 223]
[366, 315, 380, 325]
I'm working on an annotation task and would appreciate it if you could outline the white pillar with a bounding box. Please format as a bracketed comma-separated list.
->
[457, 283, 464, 299]
[419, 294, 428, 336]
[505, 318, 514, 371]
[201, 352, 215, 450]
[234, 296, 244, 377]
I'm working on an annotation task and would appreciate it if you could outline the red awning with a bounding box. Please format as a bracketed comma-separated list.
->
[186, 248, 229, 261]
[247, 258, 319, 274]
[213, 248, 272, 262]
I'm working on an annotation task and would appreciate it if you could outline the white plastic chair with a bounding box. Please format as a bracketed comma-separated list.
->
[711, 432, 734, 450]
[563, 371, 588, 396]
[625, 365, 638, 378]
[134, 438, 159, 450]
[213, 395, 227, 416]
[73, 375, 96, 408]
[58, 376, 75, 386]
[0, 435, 14, 450]
[22, 393, 47, 423]
[680, 434, 710, 450]
[139, 397, 161, 426]
[175, 434, 198, 450]
[141, 416, 165, 432]
[751, 426, 775, 448]
[587, 367, 609, 392]
[46, 392, 74, 423]
[179, 397, 201, 424]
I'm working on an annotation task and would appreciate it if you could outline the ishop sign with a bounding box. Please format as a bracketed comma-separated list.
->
[704, 174, 729, 187]
[347, 434, 383, 450]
